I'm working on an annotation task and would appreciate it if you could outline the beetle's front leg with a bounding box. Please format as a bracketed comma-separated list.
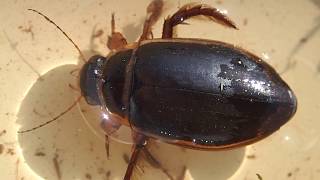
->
[107, 13, 128, 51]
[162, 3, 238, 38]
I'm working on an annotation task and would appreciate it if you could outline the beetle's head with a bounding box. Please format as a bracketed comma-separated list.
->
[79, 55, 106, 105]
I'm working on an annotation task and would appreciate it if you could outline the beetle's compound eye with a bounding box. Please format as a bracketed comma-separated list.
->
[80, 55, 106, 105]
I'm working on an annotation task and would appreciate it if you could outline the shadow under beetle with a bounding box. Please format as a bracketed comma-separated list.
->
[24, 2, 297, 180]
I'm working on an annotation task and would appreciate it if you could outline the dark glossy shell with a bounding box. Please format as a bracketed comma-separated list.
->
[80, 55, 106, 106]
[103, 38, 297, 149]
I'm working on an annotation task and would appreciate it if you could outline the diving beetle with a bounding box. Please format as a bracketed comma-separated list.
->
[22, 1, 297, 180]
[78, 2, 298, 179]
[80, 2, 297, 179]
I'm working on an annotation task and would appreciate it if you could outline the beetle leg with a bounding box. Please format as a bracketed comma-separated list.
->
[162, 3, 238, 38]
[124, 133, 148, 180]
[107, 13, 128, 51]
[105, 135, 110, 159]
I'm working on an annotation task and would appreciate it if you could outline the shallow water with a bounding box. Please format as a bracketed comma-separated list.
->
[0, 0, 319, 179]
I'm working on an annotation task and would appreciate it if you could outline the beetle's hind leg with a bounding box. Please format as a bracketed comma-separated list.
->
[162, 3, 238, 38]
[107, 13, 128, 51]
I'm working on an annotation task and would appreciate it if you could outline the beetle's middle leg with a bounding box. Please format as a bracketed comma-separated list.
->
[162, 3, 238, 38]
[107, 13, 128, 51]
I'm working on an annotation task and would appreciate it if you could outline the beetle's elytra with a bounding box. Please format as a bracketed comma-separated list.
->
[78, 2, 297, 179]
[83, 39, 297, 149]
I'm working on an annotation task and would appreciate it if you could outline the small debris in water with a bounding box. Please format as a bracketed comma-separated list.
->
[53, 153, 62, 180]
[0, 144, 4, 155]
[256, 173, 263, 180]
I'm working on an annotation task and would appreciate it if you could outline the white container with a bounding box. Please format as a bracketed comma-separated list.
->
[0, 0, 319, 179]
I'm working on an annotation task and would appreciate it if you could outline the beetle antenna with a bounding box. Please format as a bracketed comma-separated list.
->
[27, 9, 87, 63]
[18, 96, 82, 133]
